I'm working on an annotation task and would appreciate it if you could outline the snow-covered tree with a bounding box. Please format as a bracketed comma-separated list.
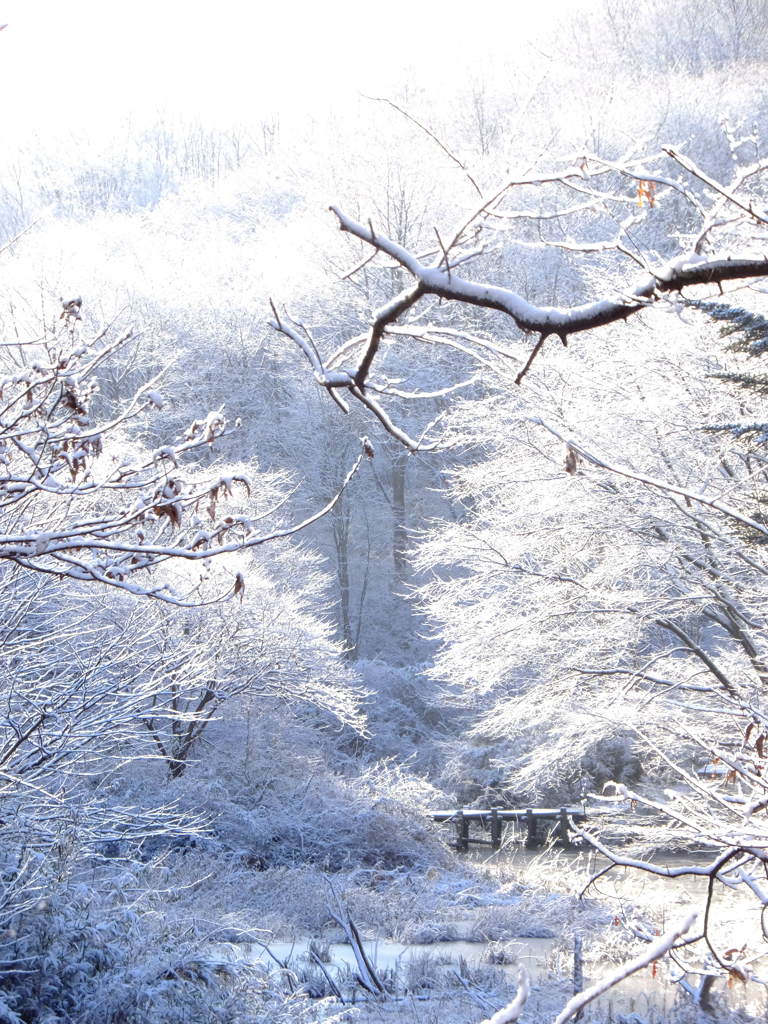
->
[272, 116, 768, 993]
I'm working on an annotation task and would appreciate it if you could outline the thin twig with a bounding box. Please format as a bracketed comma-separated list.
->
[365, 94, 483, 197]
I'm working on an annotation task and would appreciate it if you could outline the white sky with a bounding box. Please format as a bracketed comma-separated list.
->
[0, 0, 595, 140]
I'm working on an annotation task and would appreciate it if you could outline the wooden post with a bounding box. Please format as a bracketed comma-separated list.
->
[490, 807, 501, 849]
[573, 935, 584, 1021]
[559, 807, 571, 848]
[699, 975, 715, 1012]
[456, 811, 469, 852]
[525, 808, 537, 848]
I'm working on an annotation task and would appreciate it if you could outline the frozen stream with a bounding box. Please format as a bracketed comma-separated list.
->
[217, 931, 673, 1020]
[216, 846, 768, 1018]
[218, 930, 762, 1019]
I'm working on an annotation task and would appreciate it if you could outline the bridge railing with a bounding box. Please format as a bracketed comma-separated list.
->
[430, 806, 587, 850]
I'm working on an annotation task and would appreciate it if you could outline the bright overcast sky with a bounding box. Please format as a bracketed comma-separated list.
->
[0, 0, 595, 142]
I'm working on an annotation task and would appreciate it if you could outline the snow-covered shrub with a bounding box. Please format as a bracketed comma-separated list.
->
[0, 868, 272, 1024]
[170, 706, 449, 870]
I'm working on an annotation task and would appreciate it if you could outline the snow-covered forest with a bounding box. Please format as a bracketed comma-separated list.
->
[1, 1, 768, 1021]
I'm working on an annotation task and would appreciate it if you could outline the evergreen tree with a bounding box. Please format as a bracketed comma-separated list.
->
[699, 298, 768, 425]
[695, 298, 768, 538]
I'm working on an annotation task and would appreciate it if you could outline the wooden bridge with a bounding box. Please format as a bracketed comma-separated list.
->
[431, 806, 587, 851]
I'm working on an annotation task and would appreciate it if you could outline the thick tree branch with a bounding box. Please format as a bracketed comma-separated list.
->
[332, 206, 768, 345]
[272, 154, 768, 447]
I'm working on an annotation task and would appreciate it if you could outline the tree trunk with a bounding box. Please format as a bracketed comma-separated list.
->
[332, 496, 355, 655]
[392, 449, 408, 578]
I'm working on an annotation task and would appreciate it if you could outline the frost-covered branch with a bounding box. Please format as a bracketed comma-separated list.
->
[273, 146, 768, 446]
[551, 914, 698, 1024]
[0, 303, 368, 603]
[663, 146, 768, 225]
[531, 417, 768, 539]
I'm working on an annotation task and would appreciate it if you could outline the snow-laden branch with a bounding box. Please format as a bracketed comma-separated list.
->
[551, 914, 697, 1024]
[332, 205, 768, 362]
[0, 305, 370, 603]
[272, 144, 768, 446]
[2, 444, 367, 605]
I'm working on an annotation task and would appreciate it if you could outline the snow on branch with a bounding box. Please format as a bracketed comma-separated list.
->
[663, 146, 768, 225]
[331, 205, 768, 354]
[0, 303, 368, 604]
[550, 913, 698, 1024]
[478, 967, 530, 1024]
[532, 418, 768, 540]
[479, 916, 697, 1024]
[272, 143, 768, 448]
